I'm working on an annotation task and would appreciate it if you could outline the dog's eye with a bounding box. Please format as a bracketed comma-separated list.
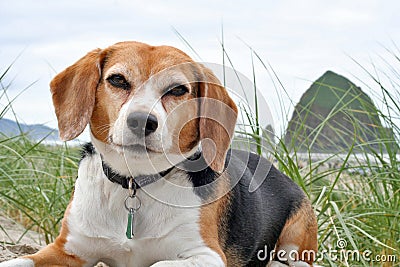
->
[165, 85, 189, 97]
[107, 74, 130, 90]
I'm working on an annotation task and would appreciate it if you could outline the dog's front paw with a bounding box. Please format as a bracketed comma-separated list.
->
[150, 261, 177, 267]
[151, 261, 197, 267]
[0, 258, 34, 267]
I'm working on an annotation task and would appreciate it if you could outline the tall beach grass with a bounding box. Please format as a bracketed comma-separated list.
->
[0, 42, 399, 266]
[0, 65, 79, 244]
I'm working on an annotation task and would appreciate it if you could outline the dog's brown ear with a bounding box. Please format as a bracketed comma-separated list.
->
[199, 67, 238, 173]
[50, 49, 103, 141]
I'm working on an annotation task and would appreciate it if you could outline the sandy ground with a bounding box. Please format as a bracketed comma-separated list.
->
[0, 212, 42, 262]
[0, 213, 107, 266]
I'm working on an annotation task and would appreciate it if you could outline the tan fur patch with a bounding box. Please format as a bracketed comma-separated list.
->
[177, 118, 199, 153]
[50, 49, 103, 141]
[198, 67, 238, 173]
[160, 84, 199, 154]
[24, 201, 85, 267]
[275, 199, 318, 264]
[90, 81, 130, 143]
[198, 172, 233, 266]
[224, 247, 246, 267]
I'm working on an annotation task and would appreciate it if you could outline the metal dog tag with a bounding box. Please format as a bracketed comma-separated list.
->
[126, 208, 135, 239]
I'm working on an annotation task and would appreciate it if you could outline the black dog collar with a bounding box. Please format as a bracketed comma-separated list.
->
[101, 151, 202, 189]
[101, 161, 174, 189]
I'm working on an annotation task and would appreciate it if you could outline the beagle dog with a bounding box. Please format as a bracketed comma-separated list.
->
[0, 41, 317, 267]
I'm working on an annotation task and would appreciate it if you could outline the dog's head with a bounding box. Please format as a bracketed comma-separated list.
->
[50, 41, 237, 175]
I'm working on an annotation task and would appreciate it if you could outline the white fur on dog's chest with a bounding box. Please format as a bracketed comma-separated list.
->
[65, 153, 215, 267]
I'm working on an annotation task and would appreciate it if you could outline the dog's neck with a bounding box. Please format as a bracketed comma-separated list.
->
[101, 159, 175, 189]
[90, 134, 200, 177]
[90, 134, 205, 189]
[101, 150, 205, 189]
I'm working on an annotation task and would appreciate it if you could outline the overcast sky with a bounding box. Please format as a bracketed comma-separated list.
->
[0, 0, 399, 138]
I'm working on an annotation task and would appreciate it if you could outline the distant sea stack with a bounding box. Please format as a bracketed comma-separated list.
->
[284, 71, 393, 152]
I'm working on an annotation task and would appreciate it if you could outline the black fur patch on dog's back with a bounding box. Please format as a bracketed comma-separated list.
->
[223, 149, 305, 266]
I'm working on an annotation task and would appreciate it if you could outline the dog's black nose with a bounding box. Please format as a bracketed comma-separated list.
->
[127, 112, 158, 136]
